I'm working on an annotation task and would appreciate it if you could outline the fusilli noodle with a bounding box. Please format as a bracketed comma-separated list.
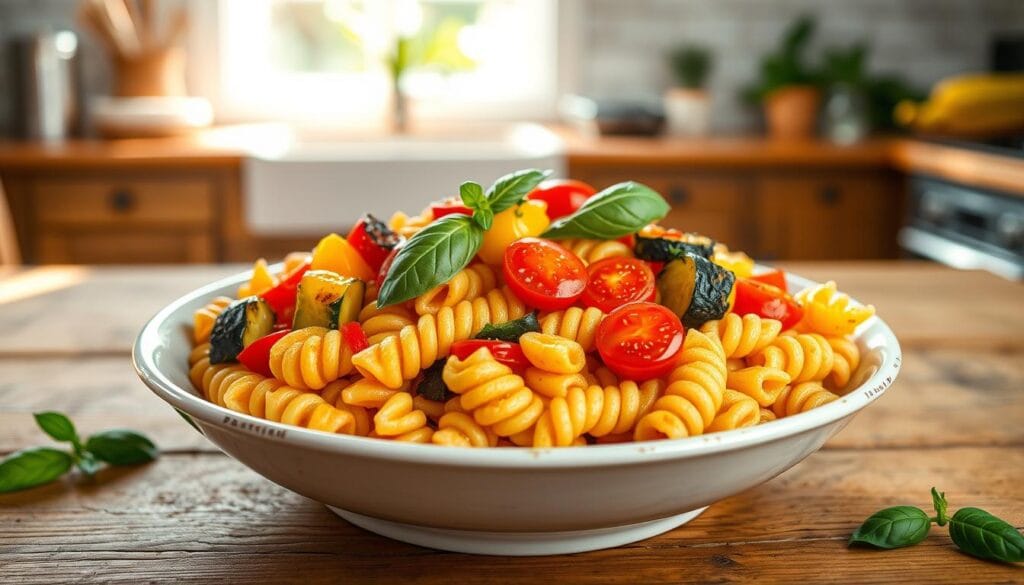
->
[268, 327, 356, 390]
[795, 280, 875, 337]
[701, 313, 782, 358]
[535, 379, 663, 447]
[413, 264, 498, 316]
[706, 389, 761, 433]
[560, 238, 634, 266]
[749, 332, 835, 384]
[193, 297, 233, 344]
[358, 301, 417, 344]
[772, 382, 840, 417]
[538, 306, 605, 353]
[726, 366, 792, 406]
[443, 347, 544, 437]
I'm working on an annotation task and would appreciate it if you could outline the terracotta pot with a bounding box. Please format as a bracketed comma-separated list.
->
[114, 47, 187, 97]
[764, 85, 821, 139]
[663, 88, 711, 136]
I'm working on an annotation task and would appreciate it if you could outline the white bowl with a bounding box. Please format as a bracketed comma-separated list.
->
[133, 268, 901, 556]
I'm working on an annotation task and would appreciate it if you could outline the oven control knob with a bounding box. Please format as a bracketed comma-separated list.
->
[996, 214, 1024, 249]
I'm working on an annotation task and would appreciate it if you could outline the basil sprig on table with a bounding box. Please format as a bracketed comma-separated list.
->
[0, 412, 158, 493]
[376, 168, 550, 307]
[541, 181, 669, 240]
[850, 487, 1024, 563]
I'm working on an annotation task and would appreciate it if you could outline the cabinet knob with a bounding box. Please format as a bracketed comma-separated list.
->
[110, 189, 135, 213]
[669, 186, 689, 205]
[819, 185, 841, 207]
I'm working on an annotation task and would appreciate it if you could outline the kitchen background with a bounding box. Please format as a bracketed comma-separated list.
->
[1, 0, 1023, 278]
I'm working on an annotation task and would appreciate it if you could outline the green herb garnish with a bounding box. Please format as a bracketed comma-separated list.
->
[474, 312, 541, 342]
[377, 169, 550, 307]
[542, 181, 669, 240]
[416, 360, 454, 402]
[850, 487, 1024, 563]
[0, 412, 158, 493]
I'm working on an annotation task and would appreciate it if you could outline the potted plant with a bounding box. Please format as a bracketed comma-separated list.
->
[743, 15, 821, 139]
[664, 46, 713, 136]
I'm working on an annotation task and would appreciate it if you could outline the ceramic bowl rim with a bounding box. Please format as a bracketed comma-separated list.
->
[133, 266, 901, 469]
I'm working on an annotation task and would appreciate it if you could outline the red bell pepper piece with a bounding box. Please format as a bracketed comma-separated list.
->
[260, 260, 310, 326]
[237, 329, 290, 377]
[340, 322, 369, 354]
[346, 215, 401, 273]
[430, 197, 473, 219]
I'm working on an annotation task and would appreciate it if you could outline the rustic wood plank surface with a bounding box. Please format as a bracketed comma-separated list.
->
[1, 262, 1022, 584]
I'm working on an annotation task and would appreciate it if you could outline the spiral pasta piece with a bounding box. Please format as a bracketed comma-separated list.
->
[749, 333, 835, 384]
[825, 336, 861, 391]
[520, 332, 586, 374]
[535, 379, 663, 447]
[795, 280, 875, 336]
[353, 288, 527, 389]
[413, 264, 497, 316]
[560, 238, 634, 266]
[320, 379, 372, 436]
[432, 412, 498, 447]
[701, 313, 782, 358]
[269, 327, 356, 390]
[193, 296, 233, 344]
[538, 306, 605, 353]
[358, 301, 417, 344]
[634, 329, 727, 441]
[706, 389, 761, 433]
[772, 382, 840, 417]
[443, 347, 544, 437]
[759, 408, 777, 423]
[389, 209, 431, 238]
[373, 393, 431, 439]
[338, 377, 407, 408]
[726, 366, 792, 407]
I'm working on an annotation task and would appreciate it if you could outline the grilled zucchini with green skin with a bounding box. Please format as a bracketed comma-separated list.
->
[658, 253, 735, 328]
[634, 226, 716, 261]
[209, 297, 276, 363]
[292, 270, 365, 330]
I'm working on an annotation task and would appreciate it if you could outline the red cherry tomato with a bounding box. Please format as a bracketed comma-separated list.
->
[596, 302, 685, 381]
[581, 258, 656, 313]
[375, 239, 408, 288]
[346, 215, 401, 272]
[749, 268, 788, 292]
[340, 322, 369, 354]
[733, 278, 804, 330]
[260, 260, 310, 326]
[526, 179, 596, 220]
[430, 197, 473, 219]
[644, 260, 666, 276]
[502, 238, 587, 311]
[450, 340, 529, 371]
[237, 329, 291, 377]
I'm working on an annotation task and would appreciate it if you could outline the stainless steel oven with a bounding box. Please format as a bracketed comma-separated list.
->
[900, 175, 1024, 280]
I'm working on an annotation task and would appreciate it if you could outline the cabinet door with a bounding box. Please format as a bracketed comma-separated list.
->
[578, 171, 754, 251]
[755, 173, 900, 260]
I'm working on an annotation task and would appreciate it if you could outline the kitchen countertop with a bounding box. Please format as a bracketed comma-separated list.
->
[0, 262, 1021, 583]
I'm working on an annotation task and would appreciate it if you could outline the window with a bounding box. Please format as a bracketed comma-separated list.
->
[196, 0, 558, 126]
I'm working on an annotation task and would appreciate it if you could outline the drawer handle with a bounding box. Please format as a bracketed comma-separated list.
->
[110, 189, 136, 213]
[819, 186, 841, 207]
[669, 186, 689, 205]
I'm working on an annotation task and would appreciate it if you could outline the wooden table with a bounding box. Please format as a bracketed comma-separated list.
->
[1, 262, 1021, 583]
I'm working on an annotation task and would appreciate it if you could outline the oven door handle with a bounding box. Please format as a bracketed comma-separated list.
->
[899, 226, 1023, 280]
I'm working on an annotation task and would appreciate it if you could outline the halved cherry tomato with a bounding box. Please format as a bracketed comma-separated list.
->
[749, 268, 788, 292]
[503, 238, 587, 311]
[581, 258, 656, 313]
[733, 278, 804, 330]
[596, 302, 685, 381]
[340, 322, 369, 354]
[346, 214, 402, 272]
[527, 179, 596, 220]
[237, 329, 291, 377]
[430, 197, 473, 219]
[450, 340, 529, 371]
[260, 260, 310, 326]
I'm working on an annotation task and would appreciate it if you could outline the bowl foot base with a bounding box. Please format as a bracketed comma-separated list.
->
[327, 506, 708, 556]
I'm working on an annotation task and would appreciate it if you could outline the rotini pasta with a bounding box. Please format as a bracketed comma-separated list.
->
[795, 280, 876, 337]
[538, 306, 605, 353]
[701, 313, 782, 358]
[268, 327, 356, 390]
[520, 332, 586, 374]
[413, 263, 498, 316]
[726, 366, 792, 406]
[358, 301, 417, 344]
[706, 389, 761, 433]
[389, 209, 432, 239]
[534, 378, 663, 447]
[825, 336, 861, 391]
[749, 333, 835, 384]
[560, 238, 634, 266]
[772, 382, 840, 418]
[353, 288, 527, 389]
[373, 393, 432, 441]
[193, 297, 233, 344]
[443, 347, 544, 437]
[634, 329, 727, 441]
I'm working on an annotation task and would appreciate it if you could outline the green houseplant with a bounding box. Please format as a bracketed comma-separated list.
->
[664, 45, 714, 136]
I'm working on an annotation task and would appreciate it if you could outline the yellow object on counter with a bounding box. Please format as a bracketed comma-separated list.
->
[896, 73, 1024, 136]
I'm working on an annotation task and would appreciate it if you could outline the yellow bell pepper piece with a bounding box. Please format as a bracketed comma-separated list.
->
[477, 200, 550, 265]
[311, 233, 374, 282]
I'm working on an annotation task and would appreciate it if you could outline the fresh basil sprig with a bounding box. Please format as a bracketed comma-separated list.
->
[0, 412, 158, 493]
[542, 181, 669, 240]
[377, 169, 550, 307]
[850, 487, 1024, 564]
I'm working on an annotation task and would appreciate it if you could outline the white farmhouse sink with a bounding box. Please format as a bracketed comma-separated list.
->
[242, 123, 566, 235]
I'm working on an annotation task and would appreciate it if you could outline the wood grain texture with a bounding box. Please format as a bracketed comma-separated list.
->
[890, 138, 1024, 198]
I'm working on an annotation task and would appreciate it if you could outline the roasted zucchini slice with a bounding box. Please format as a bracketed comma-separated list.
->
[657, 253, 735, 328]
[209, 296, 276, 364]
[634, 224, 716, 261]
[292, 270, 366, 330]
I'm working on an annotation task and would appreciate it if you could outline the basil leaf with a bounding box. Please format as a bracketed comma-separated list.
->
[85, 430, 159, 466]
[415, 360, 453, 402]
[460, 181, 485, 209]
[931, 487, 950, 526]
[33, 411, 78, 443]
[377, 215, 484, 307]
[542, 181, 669, 240]
[949, 507, 1024, 563]
[0, 447, 72, 493]
[849, 506, 931, 549]
[486, 168, 551, 215]
[474, 312, 541, 342]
